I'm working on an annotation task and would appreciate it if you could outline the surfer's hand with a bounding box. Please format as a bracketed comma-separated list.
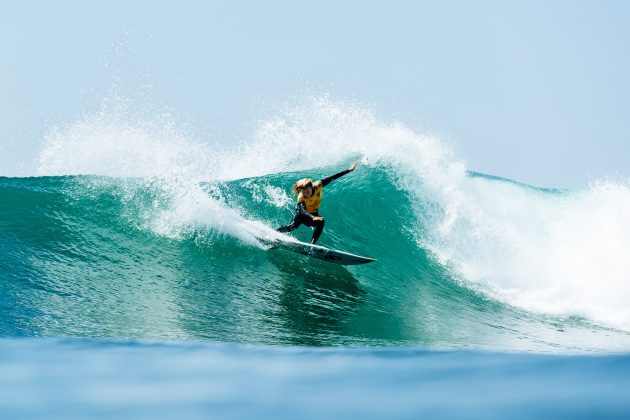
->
[349, 162, 358, 172]
[313, 216, 324, 221]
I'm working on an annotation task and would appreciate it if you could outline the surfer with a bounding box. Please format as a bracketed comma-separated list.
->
[277, 162, 358, 244]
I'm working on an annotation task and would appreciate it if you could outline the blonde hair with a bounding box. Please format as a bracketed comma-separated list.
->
[291, 178, 313, 195]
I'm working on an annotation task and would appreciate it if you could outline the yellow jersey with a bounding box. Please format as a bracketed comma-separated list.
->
[298, 185, 323, 214]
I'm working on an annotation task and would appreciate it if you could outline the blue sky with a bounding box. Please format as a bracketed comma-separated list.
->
[2, 0, 629, 188]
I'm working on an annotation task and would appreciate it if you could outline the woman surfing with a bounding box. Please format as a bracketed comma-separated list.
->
[277, 162, 358, 244]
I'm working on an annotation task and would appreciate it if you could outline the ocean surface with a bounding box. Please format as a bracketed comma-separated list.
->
[2, 99, 630, 417]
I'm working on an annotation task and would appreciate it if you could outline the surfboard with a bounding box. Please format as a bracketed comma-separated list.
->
[260, 238, 376, 265]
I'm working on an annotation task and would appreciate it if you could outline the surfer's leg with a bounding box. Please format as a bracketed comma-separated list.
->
[277, 221, 299, 233]
[309, 217, 325, 244]
[277, 214, 303, 233]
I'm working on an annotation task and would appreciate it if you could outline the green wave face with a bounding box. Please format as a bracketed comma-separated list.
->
[1, 172, 629, 352]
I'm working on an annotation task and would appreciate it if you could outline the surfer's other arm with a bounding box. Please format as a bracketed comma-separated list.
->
[296, 201, 315, 220]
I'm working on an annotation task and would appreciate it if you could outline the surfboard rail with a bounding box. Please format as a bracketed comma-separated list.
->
[260, 238, 376, 265]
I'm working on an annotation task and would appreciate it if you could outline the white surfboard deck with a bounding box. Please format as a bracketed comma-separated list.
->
[260, 238, 376, 265]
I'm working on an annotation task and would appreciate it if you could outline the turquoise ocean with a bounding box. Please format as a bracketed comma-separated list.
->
[2, 99, 630, 418]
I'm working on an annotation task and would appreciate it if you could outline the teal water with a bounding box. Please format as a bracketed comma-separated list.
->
[3, 171, 629, 351]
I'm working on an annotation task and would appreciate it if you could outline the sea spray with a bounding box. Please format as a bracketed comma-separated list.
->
[37, 105, 277, 246]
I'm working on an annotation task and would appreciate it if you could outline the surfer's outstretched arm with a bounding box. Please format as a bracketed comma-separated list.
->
[319, 162, 358, 187]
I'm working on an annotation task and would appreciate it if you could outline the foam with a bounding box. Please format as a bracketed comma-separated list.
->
[37, 104, 277, 247]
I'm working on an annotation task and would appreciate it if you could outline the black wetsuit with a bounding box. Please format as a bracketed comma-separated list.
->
[277, 169, 351, 244]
